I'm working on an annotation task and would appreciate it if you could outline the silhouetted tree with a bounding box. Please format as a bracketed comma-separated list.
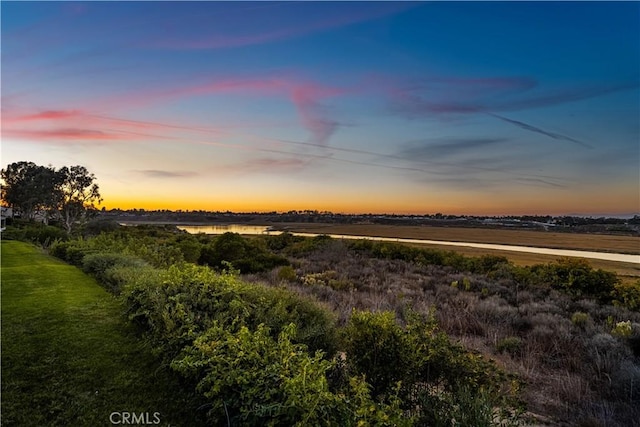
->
[1, 161, 60, 222]
[54, 165, 102, 234]
[1, 161, 102, 233]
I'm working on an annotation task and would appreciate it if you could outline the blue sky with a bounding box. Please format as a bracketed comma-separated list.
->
[2, 1, 639, 215]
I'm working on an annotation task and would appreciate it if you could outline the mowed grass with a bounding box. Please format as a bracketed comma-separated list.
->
[1, 241, 206, 426]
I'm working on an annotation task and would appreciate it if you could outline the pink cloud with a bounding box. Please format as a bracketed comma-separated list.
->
[12, 109, 84, 121]
[3, 128, 126, 143]
[290, 85, 343, 146]
[3, 107, 226, 146]
[98, 76, 348, 145]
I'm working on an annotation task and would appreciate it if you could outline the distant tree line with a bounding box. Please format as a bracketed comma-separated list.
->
[1, 161, 101, 234]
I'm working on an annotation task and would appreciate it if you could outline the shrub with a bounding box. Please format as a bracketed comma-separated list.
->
[23, 224, 67, 245]
[174, 237, 202, 264]
[476, 255, 510, 274]
[49, 240, 98, 266]
[342, 309, 522, 423]
[286, 234, 334, 256]
[342, 310, 409, 398]
[302, 271, 354, 291]
[612, 321, 633, 338]
[0, 226, 26, 241]
[171, 323, 340, 425]
[571, 311, 590, 328]
[198, 232, 289, 273]
[81, 252, 149, 293]
[121, 264, 337, 356]
[171, 323, 410, 426]
[613, 281, 640, 312]
[82, 218, 120, 236]
[277, 265, 297, 282]
[264, 231, 302, 251]
[416, 384, 522, 427]
[496, 337, 523, 357]
[2, 223, 67, 245]
[531, 258, 619, 303]
[102, 265, 157, 295]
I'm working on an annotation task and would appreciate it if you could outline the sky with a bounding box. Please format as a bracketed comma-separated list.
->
[2, 1, 639, 216]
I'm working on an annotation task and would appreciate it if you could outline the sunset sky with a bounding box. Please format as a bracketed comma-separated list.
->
[2, 1, 639, 215]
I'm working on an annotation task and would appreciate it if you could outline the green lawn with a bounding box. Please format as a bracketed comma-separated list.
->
[1, 240, 207, 426]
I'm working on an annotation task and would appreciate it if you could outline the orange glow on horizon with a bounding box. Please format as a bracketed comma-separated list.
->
[104, 189, 640, 216]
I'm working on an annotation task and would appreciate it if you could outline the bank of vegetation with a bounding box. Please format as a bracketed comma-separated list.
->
[4, 220, 640, 426]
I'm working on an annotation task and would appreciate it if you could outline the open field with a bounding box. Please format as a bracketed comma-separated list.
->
[278, 223, 640, 254]
[0, 241, 206, 426]
[278, 223, 640, 278]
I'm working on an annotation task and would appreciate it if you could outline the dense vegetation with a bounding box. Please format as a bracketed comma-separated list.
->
[4, 220, 640, 426]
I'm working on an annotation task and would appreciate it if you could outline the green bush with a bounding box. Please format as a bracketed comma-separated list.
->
[285, 234, 334, 256]
[349, 240, 514, 275]
[416, 384, 522, 427]
[81, 252, 149, 293]
[571, 311, 590, 328]
[342, 310, 523, 424]
[613, 281, 640, 311]
[198, 232, 289, 273]
[496, 337, 523, 357]
[0, 226, 26, 241]
[82, 218, 121, 236]
[174, 237, 202, 263]
[342, 310, 409, 398]
[476, 255, 510, 274]
[611, 321, 633, 338]
[171, 322, 411, 426]
[302, 271, 354, 291]
[531, 258, 619, 303]
[121, 264, 337, 356]
[103, 265, 157, 295]
[171, 323, 341, 425]
[2, 223, 67, 245]
[49, 240, 99, 266]
[277, 265, 297, 282]
[264, 231, 302, 251]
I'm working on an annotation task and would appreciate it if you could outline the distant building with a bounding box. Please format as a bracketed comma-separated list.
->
[1, 207, 13, 231]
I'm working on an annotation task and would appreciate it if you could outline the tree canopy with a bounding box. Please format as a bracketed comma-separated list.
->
[1, 161, 102, 234]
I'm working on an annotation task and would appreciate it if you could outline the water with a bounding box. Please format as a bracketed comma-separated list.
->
[177, 225, 640, 264]
[177, 224, 273, 235]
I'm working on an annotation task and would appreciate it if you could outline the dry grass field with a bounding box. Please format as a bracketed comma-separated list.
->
[280, 223, 640, 279]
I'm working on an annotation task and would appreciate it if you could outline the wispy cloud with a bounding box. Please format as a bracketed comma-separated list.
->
[221, 156, 310, 175]
[490, 81, 640, 112]
[147, 3, 415, 51]
[97, 76, 347, 146]
[489, 114, 592, 148]
[515, 177, 566, 188]
[385, 75, 536, 117]
[2, 128, 125, 143]
[397, 138, 508, 160]
[385, 75, 634, 147]
[390, 136, 571, 190]
[135, 170, 199, 178]
[290, 84, 344, 146]
[12, 110, 84, 121]
[3, 107, 226, 145]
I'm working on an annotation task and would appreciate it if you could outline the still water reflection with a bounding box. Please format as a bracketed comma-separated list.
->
[177, 224, 273, 235]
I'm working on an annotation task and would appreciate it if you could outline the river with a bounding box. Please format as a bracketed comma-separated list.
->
[175, 224, 640, 264]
